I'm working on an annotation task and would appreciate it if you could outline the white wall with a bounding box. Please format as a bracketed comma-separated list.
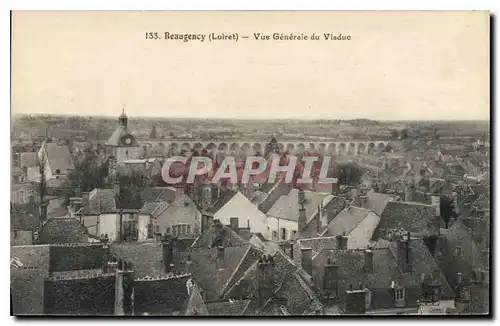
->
[138, 214, 152, 241]
[98, 213, 119, 241]
[267, 216, 298, 241]
[214, 192, 269, 236]
[347, 211, 380, 249]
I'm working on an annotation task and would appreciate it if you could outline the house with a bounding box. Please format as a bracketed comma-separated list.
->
[373, 200, 442, 240]
[35, 141, 75, 184]
[11, 183, 36, 205]
[292, 195, 348, 240]
[11, 242, 195, 315]
[266, 188, 334, 241]
[435, 217, 489, 314]
[322, 206, 380, 249]
[11, 204, 39, 246]
[75, 186, 202, 242]
[309, 234, 454, 314]
[11, 245, 50, 315]
[38, 218, 89, 244]
[223, 248, 323, 315]
[203, 190, 269, 239]
[174, 224, 264, 304]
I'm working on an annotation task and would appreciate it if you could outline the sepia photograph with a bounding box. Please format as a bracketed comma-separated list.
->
[9, 10, 490, 316]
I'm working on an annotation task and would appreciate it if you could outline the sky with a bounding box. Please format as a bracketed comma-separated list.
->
[11, 11, 490, 120]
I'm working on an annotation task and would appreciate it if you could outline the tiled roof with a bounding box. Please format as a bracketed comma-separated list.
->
[204, 190, 238, 214]
[292, 236, 338, 264]
[79, 187, 175, 215]
[312, 248, 402, 296]
[267, 189, 331, 222]
[183, 281, 209, 316]
[105, 125, 139, 147]
[38, 218, 88, 244]
[374, 201, 440, 240]
[11, 204, 39, 231]
[224, 249, 320, 316]
[134, 274, 192, 315]
[257, 181, 293, 214]
[140, 201, 168, 218]
[388, 238, 455, 299]
[40, 142, 75, 174]
[191, 222, 248, 249]
[11, 245, 50, 315]
[364, 191, 393, 216]
[158, 194, 200, 227]
[325, 206, 372, 238]
[111, 242, 164, 278]
[205, 299, 250, 316]
[293, 195, 348, 240]
[141, 187, 176, 204]
[189, 244, 255, 302]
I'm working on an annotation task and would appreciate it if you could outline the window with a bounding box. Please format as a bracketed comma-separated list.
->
[272, 231, 278, 241]
[147, 223, 154, 239]
[55, 169, 61, 174]
[292, 230, 297, 237]
[187, 225, 191, 235]
[181, 224, 187, 236]
[395, 288, 404, 300]
[280, 228, 287, 240]
[13, 230, 19, 239]
[166, 227, 171, 234]
[123, 220, 138, 241]
[20, 190, 26, 203]
[455, 245, 463, 259]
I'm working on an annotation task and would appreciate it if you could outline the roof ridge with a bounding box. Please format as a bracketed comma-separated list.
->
[135, 273, 192, 281]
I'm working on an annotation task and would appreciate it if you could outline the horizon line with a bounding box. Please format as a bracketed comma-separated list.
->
[11, 112, 490, 122]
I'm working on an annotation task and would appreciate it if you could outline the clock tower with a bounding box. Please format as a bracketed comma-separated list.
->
[105, 109, 140, 164]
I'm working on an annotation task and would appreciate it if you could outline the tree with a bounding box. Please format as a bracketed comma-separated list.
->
[440, 195, 458, 229]
[149, 125, 158, 139]
[336, 163, 364, 186]
[68, 149, 108, 192]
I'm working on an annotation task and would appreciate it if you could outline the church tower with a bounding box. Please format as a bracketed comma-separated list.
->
[105, 109, 140, 164]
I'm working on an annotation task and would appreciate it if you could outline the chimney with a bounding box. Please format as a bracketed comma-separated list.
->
[82, 192, 90, 213]
[217, 246, 225, 270]
[344, 289, 366, 314]
[336, 234, 348, 250]
[331, 182, 339, 195]
[298, 203, 307, 231]
[107, 258, 118, 274]
[114, 181, 120, 199]
[102, 242, 110, 273]
[431, 195, 441, 217]
[298, 188, 306, 205]
[257, 255, 275, 308]
[161, 239, 174, 274]
[114, 259, 135, 316]
[452, 192, 459, 214]
[323, 258, 339, 299]
[364, 249, 373, 273]
[405, 186, 414, 202]
[229, 217, 239, 233]
[396, 233, 412, 273]
[301, 247, 313, 275]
